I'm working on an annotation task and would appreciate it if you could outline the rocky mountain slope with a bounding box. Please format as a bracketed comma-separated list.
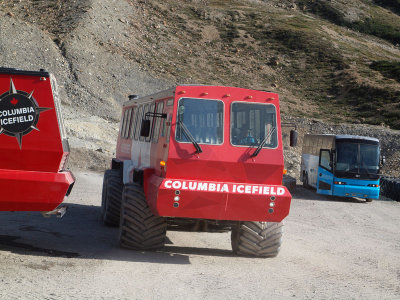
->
[0, 0, 399, 176]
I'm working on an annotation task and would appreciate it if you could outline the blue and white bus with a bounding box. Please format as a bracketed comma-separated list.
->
[300, 134, 382, 202]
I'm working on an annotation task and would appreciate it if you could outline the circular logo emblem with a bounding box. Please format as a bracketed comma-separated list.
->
[0, 78, 51, 148]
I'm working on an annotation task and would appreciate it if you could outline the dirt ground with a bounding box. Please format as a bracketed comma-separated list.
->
[0, 172, 399, 299]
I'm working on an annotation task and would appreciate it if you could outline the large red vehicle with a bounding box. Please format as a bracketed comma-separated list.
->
[0, 68, 74, 214]
[102, 85, 297, 257]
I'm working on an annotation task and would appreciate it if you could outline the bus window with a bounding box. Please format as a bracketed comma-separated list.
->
[121, 109, 129, 139]
[176, 98, 224, 145]
[124, 108, 133, 138]
[130, 107, 137, 139]
[231, 102, 277, 148]
[139, 105, 148, 142]
[146, 103, 155, 142]
[134, 105, 144, 141]
[319, 149, 331, 171]
[153, 101, 164, 143]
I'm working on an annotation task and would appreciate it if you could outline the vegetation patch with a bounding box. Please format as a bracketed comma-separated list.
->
[297, 0, 347, 26]
[370, 61, 400, 82]
[352, 18, 400, 45]
[373, 0, 400, 14]
[120, 0, 400, 129]
[298, 0, 400, 45]
[332, 80, 400, 129]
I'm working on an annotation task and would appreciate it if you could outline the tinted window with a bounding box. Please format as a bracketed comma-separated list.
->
[336, 142, 379, 174]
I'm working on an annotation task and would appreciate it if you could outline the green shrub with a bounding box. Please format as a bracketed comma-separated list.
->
[373, 0, 400, 14]
[297, 1, 400, 45]
[351, 18, 400, 45]
[370, 61, 400, 82]
[219, 24, 240, 42]
[297, 0, 347, 26]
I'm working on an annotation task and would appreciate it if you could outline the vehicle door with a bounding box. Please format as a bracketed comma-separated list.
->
[317, 149, 334, 195]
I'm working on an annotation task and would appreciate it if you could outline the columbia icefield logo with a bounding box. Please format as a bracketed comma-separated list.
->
[0, 78, 51, 148]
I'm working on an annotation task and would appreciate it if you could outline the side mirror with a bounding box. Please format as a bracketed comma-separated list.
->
[290, 130, 298, 147]
[381, 155, 386, 166]
[140, 119, 150, 137]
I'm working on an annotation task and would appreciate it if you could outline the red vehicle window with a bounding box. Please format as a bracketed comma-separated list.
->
[152, 101, 164, 143]
[175, 98, 224, 145]
[231, 102, 277, 148]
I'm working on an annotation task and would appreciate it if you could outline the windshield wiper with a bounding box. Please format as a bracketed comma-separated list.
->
[251, 127, 276, 157]
[178, 120, 202, 154]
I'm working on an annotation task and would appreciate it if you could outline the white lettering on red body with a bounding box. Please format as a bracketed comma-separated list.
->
[197, 183, 207, 191]
[189, 182, 197, 190]
[163, 180, 287, 197]
[164, 180, 172, 189]
[182, 181, 188, 190]
[172, 181, 181, 189]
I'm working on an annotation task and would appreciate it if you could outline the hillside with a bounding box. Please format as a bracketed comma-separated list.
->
[0, 0, 399, 175]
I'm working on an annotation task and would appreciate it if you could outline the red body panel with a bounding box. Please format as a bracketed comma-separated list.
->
[0, 169, 74, 211]
[0, 69, 74, 211]
[117, 86, 291, 222]
[148, 177, 290, 222]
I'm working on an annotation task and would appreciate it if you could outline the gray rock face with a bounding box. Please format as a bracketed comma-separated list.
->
[1, 1, 398, 176]
[0, 1, 172, 170]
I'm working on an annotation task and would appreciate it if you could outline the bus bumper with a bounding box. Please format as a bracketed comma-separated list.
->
[148, 177, 292, 222]
[333, 184, 380, 199]
[0, 169, 75, 211]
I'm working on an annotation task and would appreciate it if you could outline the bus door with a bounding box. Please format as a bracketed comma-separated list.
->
[317, 149, 334, 195]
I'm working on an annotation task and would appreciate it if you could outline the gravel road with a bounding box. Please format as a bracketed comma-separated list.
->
[0, 172, 399, 299]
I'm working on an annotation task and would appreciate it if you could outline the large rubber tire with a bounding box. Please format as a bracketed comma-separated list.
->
[119, 183, 167, 250]
[101, 169, 123, 226]
[231, 221, 283, 257]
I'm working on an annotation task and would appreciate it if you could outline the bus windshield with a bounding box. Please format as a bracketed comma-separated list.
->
[335, 141, 380, 178]
[175, 98, 224, 145]
[231, 102, 277, 148]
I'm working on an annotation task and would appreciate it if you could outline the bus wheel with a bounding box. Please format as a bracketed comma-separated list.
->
[231, 221, 283, 257]
[366, 198, 373, 202]
[119, 183, 167, 250]
[101, 169, 123, 226]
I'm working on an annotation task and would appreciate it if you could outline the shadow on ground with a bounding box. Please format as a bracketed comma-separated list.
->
[291, 184, 389, 203]
[0, 203, 236, 264]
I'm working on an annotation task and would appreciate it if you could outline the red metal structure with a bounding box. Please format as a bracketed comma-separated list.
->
[102, 85, 296, 257]
[0, 68, 74, 213]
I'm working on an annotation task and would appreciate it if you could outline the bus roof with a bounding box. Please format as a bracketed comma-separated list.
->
[123, 85, 279, 108]
[123, 87, 176, 107]
[336, 135, 379, 143]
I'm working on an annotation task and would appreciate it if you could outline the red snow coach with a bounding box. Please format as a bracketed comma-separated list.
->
[102, 85, 297, 257]
[0, 68, 74, 215]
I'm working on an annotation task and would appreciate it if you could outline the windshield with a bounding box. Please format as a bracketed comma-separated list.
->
[336, 141, 380, 176]
[231, 102, 277, 148]
[175, 98, 224, 145]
